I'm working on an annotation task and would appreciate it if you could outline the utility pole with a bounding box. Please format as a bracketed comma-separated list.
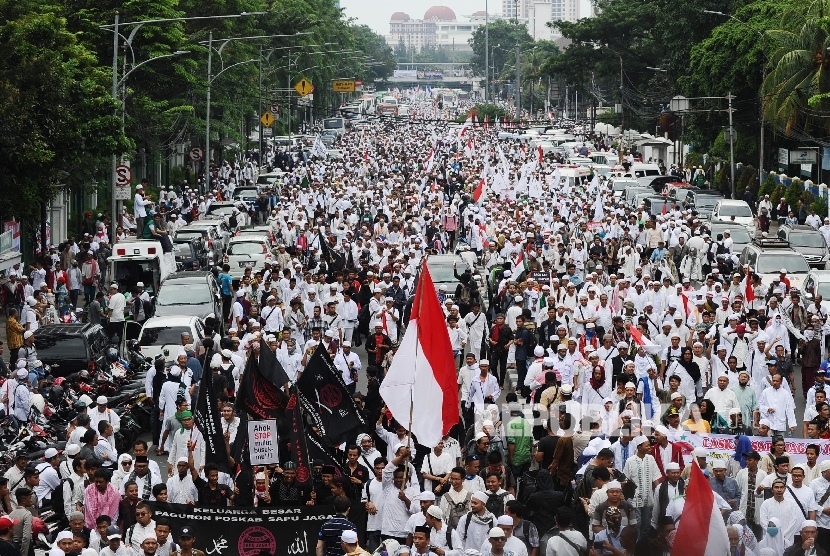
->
[515, 42, 520, 118]
[484, 0, 488, 103]
[728, 92, 736, 200]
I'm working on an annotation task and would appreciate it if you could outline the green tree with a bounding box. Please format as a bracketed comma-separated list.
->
[762, 0, 830, 135]
[0, 0, 127, 250]
[468, 19, 533, 78]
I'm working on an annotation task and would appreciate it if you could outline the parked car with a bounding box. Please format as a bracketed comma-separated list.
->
[424, 254, 478, 302]
[712, 199, 757, 234]
[662, 183, 698, 201]
[172, 237, 209, 271]
[232, 186, 260, 206]
[174, 221, 231, 265]
[705, 222, 752, 255]
[610, 178, 640, 200]
[739, 237, 810, 291]
[34, 323, 110, 377]
[205, 201, 251, 229]
[224, 235, 273, 278]
[686, 191, 725, 220]
[153, 271, 222, 327]
[642, 196, 676, 216]
[803, 270, 830, 313]
[777, 224, 830, 268]
[137, 316, 205, 360]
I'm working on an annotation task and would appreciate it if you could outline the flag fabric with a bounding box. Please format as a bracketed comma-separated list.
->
[379, 265, 459, 447]
[305, 422, 347, 477]
[311, 135, 328, 158]
[537, 145, 544, 163]
[513, 250, 527, 278]
[296, 345, 366, 446]
[236, 345, 290, 421]
[628, 325, 662, 355]
[285, 392, 315, 490]
[425, 148, 436, 173]
[592, 187, 604, 222]
[671, 462, 730, 556]
[194, 354, 232, 474]
[741, 271, 755, 303]
[473, 179, 485, 203]
[484, 115, 489, 130]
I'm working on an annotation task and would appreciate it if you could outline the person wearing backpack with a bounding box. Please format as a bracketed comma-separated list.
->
[544, 508, 587, 556]
[504, 501, 539, 556]
[361, 457, 386, 553]
[439, 468, 472, 529]
[459, 491, 496, 551]
[483, 473, 515, 518]
[424, 506, 463, 555]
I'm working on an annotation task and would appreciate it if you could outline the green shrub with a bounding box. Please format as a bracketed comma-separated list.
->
[812, 196, 828, 217]
[785, 180, 803, 208]
[759, 174, 777, 198]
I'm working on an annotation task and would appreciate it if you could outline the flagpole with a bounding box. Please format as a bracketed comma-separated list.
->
[401, 257, 427, 493]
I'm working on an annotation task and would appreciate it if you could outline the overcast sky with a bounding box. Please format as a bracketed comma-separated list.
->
[340, 0, 593, 38]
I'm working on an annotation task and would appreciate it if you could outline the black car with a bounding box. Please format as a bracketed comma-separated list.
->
[152, 271, 223, 327]
[172, 237, 208, 271]
[34, 323, 110, 377]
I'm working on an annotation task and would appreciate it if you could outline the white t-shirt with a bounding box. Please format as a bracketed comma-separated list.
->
[420, 450, 455, 493]
[108, 293, 127, 322]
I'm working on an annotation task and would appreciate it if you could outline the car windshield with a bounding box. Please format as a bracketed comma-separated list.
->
[228, 242, 265, 255]
[714, 227, 751, 244]
[788, 232, 826, 248]
[426, 263, 460, 284]
[208, 206, 235, 216]
[173, 244, 193, 258]
[757, 253, 810, 274]
[694, 196, 721, 208]
[34, 336, 86, 359]
[157, 283, 212, 306]
[719, 204, 753, 217]
[175, 231, 204, 241]
[140, 326, 191, 347]
[817, 282, 830, 298]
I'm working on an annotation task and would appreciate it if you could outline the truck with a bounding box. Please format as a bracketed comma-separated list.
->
[107, 239, 177, 296]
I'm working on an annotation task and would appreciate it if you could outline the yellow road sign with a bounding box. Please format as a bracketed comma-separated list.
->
[294, 78, 314, 97]
[260, 111, 275, 127]
[332, 80, 355, 93]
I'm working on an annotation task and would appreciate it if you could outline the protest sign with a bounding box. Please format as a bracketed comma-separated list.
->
[248, 420, 279, 465]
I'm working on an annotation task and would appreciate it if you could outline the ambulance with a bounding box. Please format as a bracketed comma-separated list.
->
[107, 240, 176, 295]
[554, 165, 593, 189]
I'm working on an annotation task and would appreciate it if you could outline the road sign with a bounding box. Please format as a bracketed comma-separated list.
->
[260, 111, 275, 127]
[294, 78, 314, 97]
[114, 164, 132, 200]
[332, 80, 355, 93]
[189, 147, 204, 161]
[354, 79, 363, 91]
[263, 127, 273, 137]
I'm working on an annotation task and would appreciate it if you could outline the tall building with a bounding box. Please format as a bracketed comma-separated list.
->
[527, 0, 582, 39]
[387, 6, 508, 52]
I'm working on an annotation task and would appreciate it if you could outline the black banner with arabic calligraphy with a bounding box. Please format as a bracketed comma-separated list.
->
[148, 502, 335, 556]
[295, 345, 365, 446]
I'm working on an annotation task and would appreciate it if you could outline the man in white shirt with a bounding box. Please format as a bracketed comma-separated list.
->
[380, 446, 421, 543]
[758, 373, 797, 436]
[703, 375, 739, 417]
[106, 283, 127, 339]
[337, 291, 359, 344]
[134, 183, 153, 235]
[333, 342, 361, 394]
[421, 440, 454, 495]
[88, 396, 120, 447]
[33, 448, 61, 508]
[760, 478, 804, 546]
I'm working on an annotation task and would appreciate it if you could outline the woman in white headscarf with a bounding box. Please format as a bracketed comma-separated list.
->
[757, 517, 791, 554]
[111, 453, 134, 491]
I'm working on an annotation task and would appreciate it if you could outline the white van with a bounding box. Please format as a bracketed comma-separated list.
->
[630, 163, 661, 178]
[322, 117, 346, 138]
[108, 240, 177, 295]
[555, 165, 593, 188]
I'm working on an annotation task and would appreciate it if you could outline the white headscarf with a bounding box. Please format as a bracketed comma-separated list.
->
[757, 517, 790, 554]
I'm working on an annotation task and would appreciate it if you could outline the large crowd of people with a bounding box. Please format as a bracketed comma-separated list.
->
[2, 90, 830, 556]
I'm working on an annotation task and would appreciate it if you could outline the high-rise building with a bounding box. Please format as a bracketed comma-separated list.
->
[528, 0, 583, 40]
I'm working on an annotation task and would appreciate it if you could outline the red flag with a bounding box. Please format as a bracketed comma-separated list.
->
[379, 265, 460, 447]
[628, 325, 661, 354]
[741, 271, 755, 303]
[538, 145, 544, 163]
[662, 203, 667, 215]
[473, 178, 485, 203]
[484, 114, 489, 130]
[671, 462, 730, 556]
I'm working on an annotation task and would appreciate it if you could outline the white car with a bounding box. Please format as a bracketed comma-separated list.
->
[224, 235, 273, 278]
[802, 270, 830, 313]
[137, 316, 205, 360]
[712, 199, 757, 235]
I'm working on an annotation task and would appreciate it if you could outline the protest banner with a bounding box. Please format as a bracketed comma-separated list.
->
[680, 433, 830, 464]
[149, 503, 334, 556]
[248, 420, 279, 465]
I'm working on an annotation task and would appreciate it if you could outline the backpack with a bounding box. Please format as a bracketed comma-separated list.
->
[462, 512, 494, 541]
[229, 214, 239, 229]
[51, 476, 73, 522]
[458, 285, 472, 305]
[444, 527, 456, 550]
[446, 491, 473, 529]
[485, 491, 508, 517]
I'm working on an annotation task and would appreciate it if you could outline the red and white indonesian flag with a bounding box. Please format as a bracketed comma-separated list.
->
[425, 148, 435, 173]
[671, 462, 730, 556]
[459, 110, 474, 138]
[473, 178, 486, 203]
[628, 324, 662, 355]
[740, 270, 755, 303]
[379, 265, 459, 447]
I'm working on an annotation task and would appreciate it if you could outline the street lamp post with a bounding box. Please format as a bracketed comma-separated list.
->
[202, 32, 310, 194]
[485, 0, 488, 103]
[101, 11, 264, 240]
[704, 10, 766, 189]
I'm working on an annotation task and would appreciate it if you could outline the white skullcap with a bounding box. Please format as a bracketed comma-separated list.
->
[665, 462, 681, 471]
[471, 491, 489, 503]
